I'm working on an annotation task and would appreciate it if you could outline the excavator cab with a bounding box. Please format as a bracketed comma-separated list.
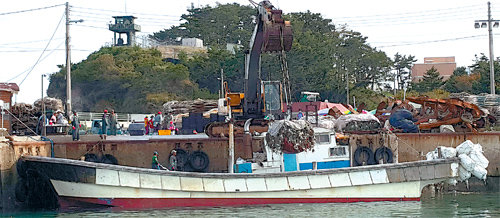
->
[262, 81, 284, 119]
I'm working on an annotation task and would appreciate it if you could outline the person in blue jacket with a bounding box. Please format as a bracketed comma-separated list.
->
[389, 109, 419, 133]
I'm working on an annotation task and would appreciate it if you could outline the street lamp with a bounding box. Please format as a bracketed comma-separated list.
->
[474, 1, 500, 94]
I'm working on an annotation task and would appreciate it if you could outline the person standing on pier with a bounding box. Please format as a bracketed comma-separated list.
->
[149, 115, 155, 135]
[144, 116, 150, 135]
[152, 151, 166, 170]
[101, 109, 109, 140]
[153, 111, 163, 134]
[169, 150, 178, 171]
[71, 111, 80, 141]
[109, 110, 118, 136]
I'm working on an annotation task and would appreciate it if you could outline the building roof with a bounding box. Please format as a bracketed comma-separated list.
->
[0, 83, 20, 93]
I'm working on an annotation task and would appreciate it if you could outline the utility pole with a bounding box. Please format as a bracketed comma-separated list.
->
[41, 74, 46, 137]
[475, 2, 499, 95]
[346, 71, 349, 105]
[220, 68, 224, 99]
[65, 2, 72, 115]
[65, 2, 83, 115]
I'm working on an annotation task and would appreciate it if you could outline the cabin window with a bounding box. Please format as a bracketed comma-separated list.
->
[330, 147, 346, 157]
[315, 134, 330, 144]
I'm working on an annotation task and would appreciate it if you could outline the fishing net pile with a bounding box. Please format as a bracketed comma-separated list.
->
[10, 97, 64, 135]
[265, 120, 315, 153]
[162, 99, 218, 115]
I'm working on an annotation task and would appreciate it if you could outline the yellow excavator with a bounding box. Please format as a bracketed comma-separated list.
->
[206, 0, 293, 137]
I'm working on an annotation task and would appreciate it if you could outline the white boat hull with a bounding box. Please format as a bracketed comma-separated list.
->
[19, 156, 459, 209]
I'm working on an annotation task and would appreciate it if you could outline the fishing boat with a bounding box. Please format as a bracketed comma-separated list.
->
[17, 155, 458, 209]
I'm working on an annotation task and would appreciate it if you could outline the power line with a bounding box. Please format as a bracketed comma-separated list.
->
[333, 4, 483, 19]
[71, 5, 181, 18]
[75, 24, 109, 30]
[337, 11, 481, 27]
[6, 41, 65, 82]
[375, 35, 487, 48]
[71, 10, 181, 23]
[19, 12, 64, 86]
[0, 38, 65, 46]
[0, 4, 63, 16]
[336, 8, 483, 24]
[341, 14, 479, 28]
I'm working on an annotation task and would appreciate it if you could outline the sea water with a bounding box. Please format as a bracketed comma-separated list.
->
[5, 193, 500, 217]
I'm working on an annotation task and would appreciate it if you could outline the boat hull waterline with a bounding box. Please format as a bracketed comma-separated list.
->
[20, 156, 459, 209]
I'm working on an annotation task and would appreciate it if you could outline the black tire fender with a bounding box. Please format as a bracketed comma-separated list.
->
[354, 146, 376, 166]
[170, 149, 188, 171]
[101, 154, 118, 165]
[15, 178, 28, 203]
[374, 146, 394, 164]
[16, 159, 27, 178]
[84, 153, 100, 163]
[189, 151, 210, 172]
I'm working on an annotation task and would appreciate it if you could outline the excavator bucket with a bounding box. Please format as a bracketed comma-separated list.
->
[263, 10, 293, 52]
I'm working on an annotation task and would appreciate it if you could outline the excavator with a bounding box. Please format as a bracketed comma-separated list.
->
[205, 0, 293, 137]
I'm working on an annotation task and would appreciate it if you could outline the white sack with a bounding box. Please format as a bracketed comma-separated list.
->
[456, 140, 474, 155]
[446, 179, 458, 186]
[426, 150, 438, 160]
[440, 146, 457, 159]
[459, 154, 476, 172]
[471, 165, 487, 181]
[471, 143, 484, 153]
[469, 150, 489, 169]
[439, 125, 455, 133]
[458, 165, 471, 181]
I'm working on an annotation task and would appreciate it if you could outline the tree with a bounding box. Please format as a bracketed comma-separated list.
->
[443, 67, 475, 93]
[392, 53, 417, 91]
[47, 46, 210, 113]
[151, 3, 255, 49]
[412, 67, 444, 93]
[150, 4, 394, 106]
[470, 54, 500, 94]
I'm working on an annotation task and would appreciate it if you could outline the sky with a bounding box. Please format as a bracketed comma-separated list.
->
[1, 0, 499, 104]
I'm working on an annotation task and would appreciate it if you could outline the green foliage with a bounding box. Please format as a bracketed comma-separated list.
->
[412, 67, 444, 93]
[151, 3, 255, 48]
[394, 89, 449, 100]
[443, 67, 475, 93]
[392, 53, 416, 90]
[152, 4, 393, 105]
[47, 46, 202, 113]
[470, 54, 500, 94]
[350, 87, 386, 110]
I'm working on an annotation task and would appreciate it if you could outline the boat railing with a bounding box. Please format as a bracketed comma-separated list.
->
[21, 155, 459, 179]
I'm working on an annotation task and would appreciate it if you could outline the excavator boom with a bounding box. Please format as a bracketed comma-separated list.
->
[244, 0, 292, 118]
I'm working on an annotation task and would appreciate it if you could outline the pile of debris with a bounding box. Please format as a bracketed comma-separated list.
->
[335, 113, 381, 133]
[450, 92, 500, 124]
[163, 99, 218, 115]
[10, 97, 64, 135]
[376, 97, 488, 133]
[265, 120, 315, 153]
